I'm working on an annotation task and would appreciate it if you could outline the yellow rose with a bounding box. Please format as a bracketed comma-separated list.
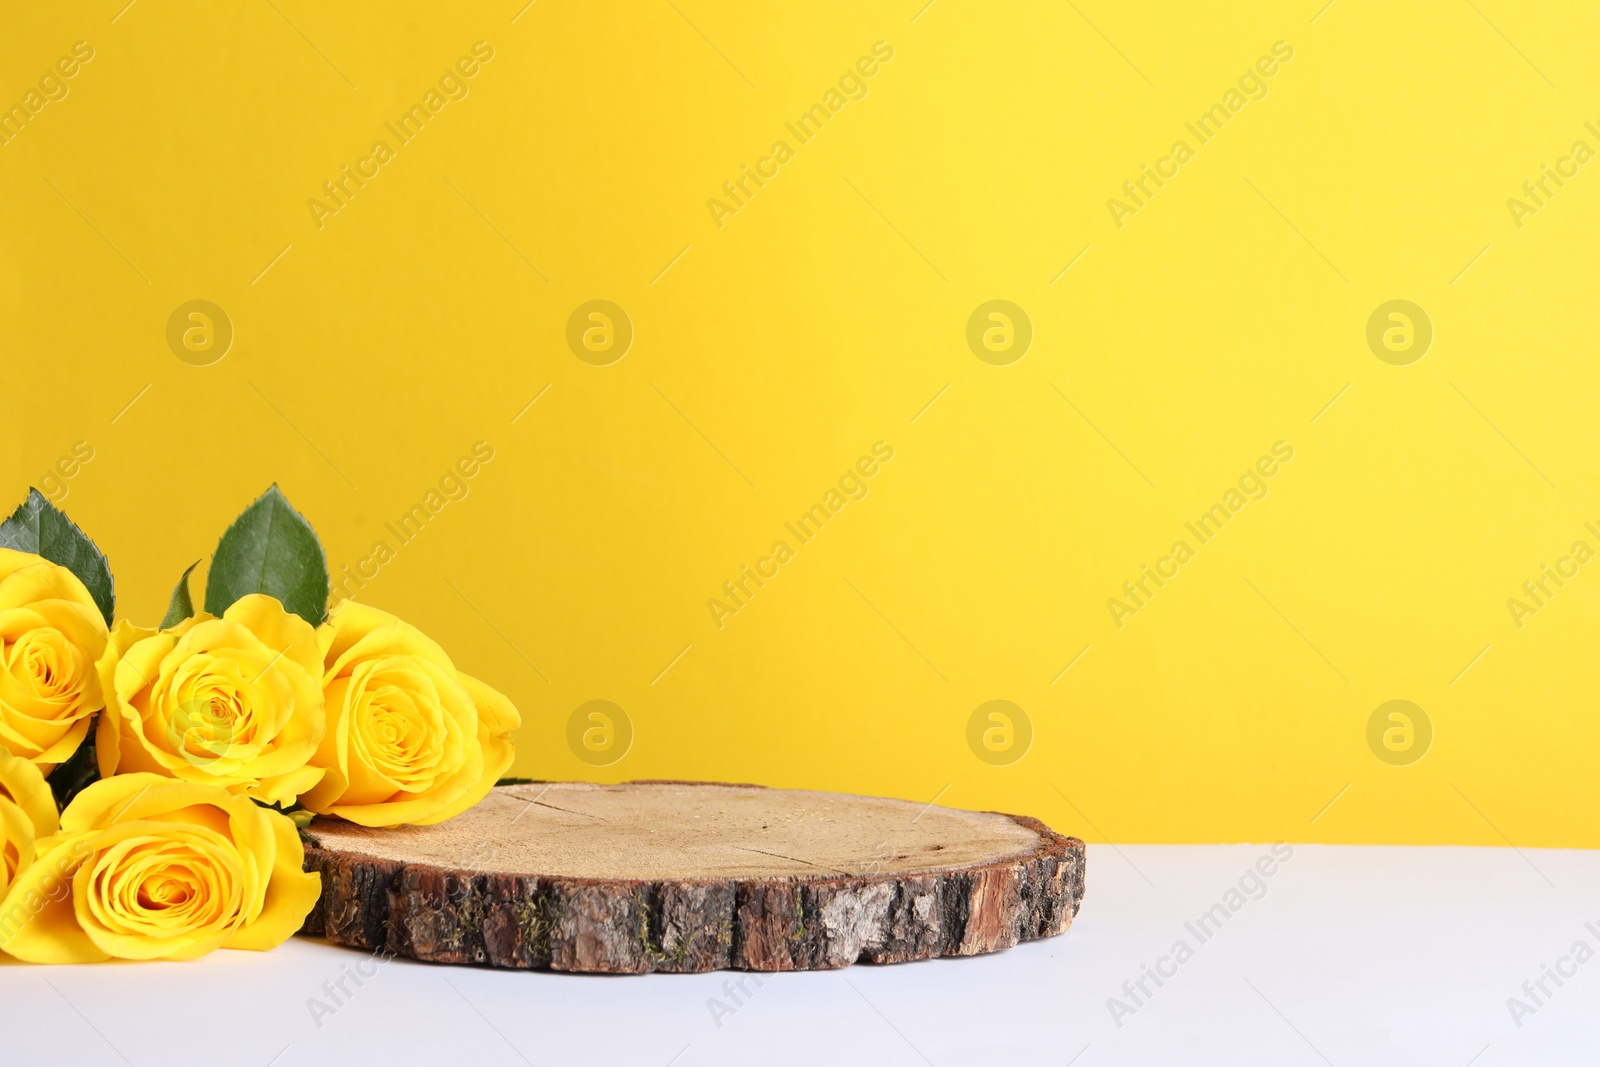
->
[0, 746, 58, 839]
[0, 747, 57, 904]
[303, 601, 519, 826]
[95, 594, 325, 806]
[0, 773, 320, 962]
[0, 796, 37, 906]
[0, 548, 109, 771]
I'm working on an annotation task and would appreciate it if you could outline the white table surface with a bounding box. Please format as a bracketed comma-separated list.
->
[3, 843, 1593, 1066]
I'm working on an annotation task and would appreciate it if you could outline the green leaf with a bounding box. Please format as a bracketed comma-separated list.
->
[203, 485, 329, 626]
[48, 734, 100, 811]
[495, 777, 537, 787]
[0, 489, 115, 626]
[161, 560, 201, 629]
[251, 797, 315, 828]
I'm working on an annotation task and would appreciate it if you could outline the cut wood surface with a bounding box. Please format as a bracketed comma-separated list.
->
[300, 780, 1086, 973]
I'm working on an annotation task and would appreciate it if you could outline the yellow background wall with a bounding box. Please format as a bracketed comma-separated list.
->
[3, 1, 1596, 845]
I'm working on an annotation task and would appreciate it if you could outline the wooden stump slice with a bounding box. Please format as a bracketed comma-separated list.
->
[300, 780, 1086, 973]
